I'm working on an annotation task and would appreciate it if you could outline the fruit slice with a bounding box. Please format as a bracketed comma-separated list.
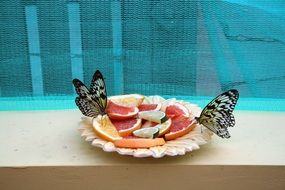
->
[112, 118, 142, 137]
[108, 94, 144, 107]
[164, 116, 196, 141]
[141, 121, 158, 128]
[114, 138, 165, 148]
[138, 103, 161, 112]
[155, 118, 172, 137]
[165, 102, 190, 118]
[92, 115, 122, 142]
[138, 110, 167, 123]
[141, 119, 172, 137]
[107, 100, 139, 120]
[133, 127, 159, 139]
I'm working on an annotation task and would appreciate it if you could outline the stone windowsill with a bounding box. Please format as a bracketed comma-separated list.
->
[0, 110, 284, 189]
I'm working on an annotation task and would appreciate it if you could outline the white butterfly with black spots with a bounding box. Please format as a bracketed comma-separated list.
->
[196, 89, 239, 138]
[72, 70, 107, 117]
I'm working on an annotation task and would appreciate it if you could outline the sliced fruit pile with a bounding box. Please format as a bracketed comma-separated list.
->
[92, 94, 196, 148]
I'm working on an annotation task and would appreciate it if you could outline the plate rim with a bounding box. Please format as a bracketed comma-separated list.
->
[79, 95, 212, 158]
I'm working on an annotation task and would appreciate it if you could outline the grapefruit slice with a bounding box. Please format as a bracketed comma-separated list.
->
[92, 115, 122, 142]
[141, 121, 157, 128]
[108, 94, 144, 107]
[164, 116, 196, 141]
[114, 138, 165, 148]
[111, 118, 142, 137]
[165, 102, 190, 118]
[107, 100, 139, 120]
[138, 110, 167, 123]
[138, 103, 161, 112]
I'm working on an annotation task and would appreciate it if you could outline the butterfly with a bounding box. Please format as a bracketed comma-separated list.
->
[72, 70, 107, 118]
[195, 89, 239, 138]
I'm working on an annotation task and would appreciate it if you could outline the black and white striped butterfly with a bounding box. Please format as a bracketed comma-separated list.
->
[196, 89, 239, 138]
[72, 70, 107, 117]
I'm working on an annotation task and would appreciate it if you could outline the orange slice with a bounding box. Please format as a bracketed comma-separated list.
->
[164, 116, 196, 141]
[114, 138, 165, 148]
[107, 100, 139, 120]
[165, 102, 190, 118]
[92, 115, 122, 142]
[112, 118, 142, 137]
[108, 94, 144, 107]
[156, 118, 172, 137]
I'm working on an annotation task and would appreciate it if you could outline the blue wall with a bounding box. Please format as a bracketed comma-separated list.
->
[0, 1, 284, 100]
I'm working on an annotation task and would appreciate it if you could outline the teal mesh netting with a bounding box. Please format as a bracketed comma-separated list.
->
[0, 1, 285, 110]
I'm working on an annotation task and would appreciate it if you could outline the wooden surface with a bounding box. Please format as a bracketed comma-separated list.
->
[0, 110, 285, 189]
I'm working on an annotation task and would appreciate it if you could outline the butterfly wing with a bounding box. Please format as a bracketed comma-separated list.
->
[89, 70, 107, 112]
[197, 89, 239, 138]
[73, 78, 90, 98]
[201, 116, 231, 138]
[75, 97, 102, 117]
[72, 70, 107, 117]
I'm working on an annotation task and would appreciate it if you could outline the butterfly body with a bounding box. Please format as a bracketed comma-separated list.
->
[196, 89, 239, 138]
[72, 70, 107, 118]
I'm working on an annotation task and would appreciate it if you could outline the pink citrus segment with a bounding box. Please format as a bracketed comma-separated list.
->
[122, 134, 140, 139]
[141, 120, 158, 128]
[138, 103, 161, 112]
[111, 118, 142, 137]
[169, 116, 192, 132]
[106, 100, 139, 120]
[164, 116, 196, 141]
[165, 102, 190, 119]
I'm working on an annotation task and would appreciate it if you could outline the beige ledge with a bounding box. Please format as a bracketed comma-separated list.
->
[0, 110, 284, 190]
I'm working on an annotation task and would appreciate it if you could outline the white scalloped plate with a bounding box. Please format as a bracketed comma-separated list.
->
[78, 96, 212, 158]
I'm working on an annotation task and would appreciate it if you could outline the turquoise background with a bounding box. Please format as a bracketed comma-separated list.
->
[0, 1, 284, 111]
[1, 96, 284, 112]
